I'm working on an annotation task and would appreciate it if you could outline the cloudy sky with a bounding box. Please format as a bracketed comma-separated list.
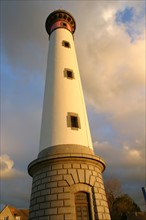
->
[1, 0, 145, 211]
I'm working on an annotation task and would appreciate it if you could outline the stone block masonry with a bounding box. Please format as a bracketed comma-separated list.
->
[28, 152, 111, 220]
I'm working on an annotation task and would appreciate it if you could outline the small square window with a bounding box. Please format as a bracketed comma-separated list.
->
[61, 22, 67, 27]
[63, 14, 67, 19]
[67, 112, 81, 130]
[71, 116, 78, 128]
[67, 17, 71, 22]
[59, 14, 62, 18]
[64, 69, 74, 79]
[64, 41, 70, 47]
[62, 40, 71, 48]
[67, 71, 73, 78]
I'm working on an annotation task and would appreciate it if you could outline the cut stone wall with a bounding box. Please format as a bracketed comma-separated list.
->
[28, 148, 111, 220]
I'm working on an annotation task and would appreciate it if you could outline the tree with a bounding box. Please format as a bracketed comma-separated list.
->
[104, 178, 122, 213]
[113, 194, 141, 213]
[104, 179, 141, 219]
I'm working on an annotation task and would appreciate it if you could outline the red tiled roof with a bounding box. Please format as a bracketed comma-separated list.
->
[8, 206, 29, 220]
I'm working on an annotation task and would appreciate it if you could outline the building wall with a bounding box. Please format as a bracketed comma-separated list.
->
[39, 28, 93, 152]
[28, 153, 110, 220]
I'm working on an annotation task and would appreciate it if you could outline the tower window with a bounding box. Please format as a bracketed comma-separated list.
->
[64, 68, 74, 79]
[61, 22, 67, 27]
[59, 13, 62, 18]
[71, 116, 78, 128]
[62, 40, 71, 48]
[63, 14, 67, 19]
[67, 17, 71, 22]
[67, 112, 81, 130]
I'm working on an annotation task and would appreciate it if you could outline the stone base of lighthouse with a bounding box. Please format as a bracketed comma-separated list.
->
[28, 145, 111, 220]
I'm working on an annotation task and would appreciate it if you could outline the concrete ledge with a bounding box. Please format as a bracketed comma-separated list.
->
[38, 144, 95, 158]
[28, 146, 106, 177]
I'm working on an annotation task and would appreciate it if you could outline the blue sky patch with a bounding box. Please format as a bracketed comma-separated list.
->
[115, 6, 142, 41]
[115, 7, 134, 24]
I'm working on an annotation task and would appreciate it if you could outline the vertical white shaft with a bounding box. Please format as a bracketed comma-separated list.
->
[39, 27, 93, 152]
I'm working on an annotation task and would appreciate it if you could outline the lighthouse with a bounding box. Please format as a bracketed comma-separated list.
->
[28, 10, 111, 220]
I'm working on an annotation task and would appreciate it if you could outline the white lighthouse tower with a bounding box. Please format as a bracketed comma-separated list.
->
[28, 10, 111, 220]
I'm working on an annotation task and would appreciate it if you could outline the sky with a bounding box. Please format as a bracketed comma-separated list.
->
[0, 0, 145, 211]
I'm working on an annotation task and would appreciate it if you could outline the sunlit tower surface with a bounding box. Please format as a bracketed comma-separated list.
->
[28, 10, 111, 220]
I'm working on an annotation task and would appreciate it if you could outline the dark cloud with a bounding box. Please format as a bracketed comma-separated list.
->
[1, 1, 47, 77]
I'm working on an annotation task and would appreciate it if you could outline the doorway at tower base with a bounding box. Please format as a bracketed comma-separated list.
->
[28, 145, 111, 220]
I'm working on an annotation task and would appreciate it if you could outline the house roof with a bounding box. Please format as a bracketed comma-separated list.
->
[9, 206, 29, 220]
[0, 205, 29, 220]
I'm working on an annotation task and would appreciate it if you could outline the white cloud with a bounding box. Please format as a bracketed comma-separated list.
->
[129, 149, 141, 159]
[0, 154, 13, 170]
[93, 140, 111, 153]
[94, 138, 144, 170]
[0, 154, 26, 179]
[123, 145, 143, 163]
[0, 155, 31, 209]
[77, 2, 145, 155]
[102, 8, 116, 22]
